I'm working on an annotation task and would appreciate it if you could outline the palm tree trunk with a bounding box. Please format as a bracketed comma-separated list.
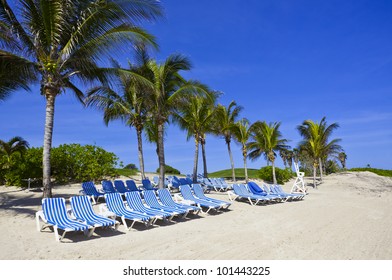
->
[319, 157, 323, 182]
[201, 136, 208, 178]
[272, 159, 277, 185]
[192, 137, 199, 183]
[136, 128, 146, 180]
[157, 123, 165, 189]
[243, 146, 248, 183]
[226, 140, 236, 182]
[42, 93, 56, 198]
[313, 164, 317, 189]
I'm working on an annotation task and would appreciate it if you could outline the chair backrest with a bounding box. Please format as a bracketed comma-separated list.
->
[70, 195, 96, 220]
[143, 190, 162, 208]
[104, 192, 126, 213]
[171, 176, 181, 188]
[125, 180, 140, 192]
[142, 179, 154, 190]
[192, 184, 206, 198]
[179, 178, 189, 186]
[233, 184, 244, 196]
[125, 192, 147, 212]
[247, 182, 267, 196]
[82, 181, 99, 196]
[294, 162, 304, 177]
[102, 180, 116, 193]
[114, 180, 128, 193]
[42, 197, 68, 225]
[180, 184, 197, 200]
[157, 188, 177, 207]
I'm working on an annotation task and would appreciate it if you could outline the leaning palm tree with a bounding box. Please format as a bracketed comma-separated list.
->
[142, 54, 210, 188]
[0, 0, 162, 197]
[248, 121, 289, 184]
[0, 136, 29, 168]
[232, 119, 252, 183]
[297, 117, 342, 187]
[172, 94, 215, 182]
[338, 151, 347, 169]
[212, 101, 242, 182]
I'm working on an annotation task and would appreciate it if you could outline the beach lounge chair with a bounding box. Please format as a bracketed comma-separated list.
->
[70, 195, 119, 230]
[228, 184, 270, 206]
[102, 180, 116, 194]
[273, 185, 304, 200]
[36, 197, 94, 242]
[142, 179, 159, 191]
[114, 180, 130, 194]
[125, 192, 174, 222]
[157, 188, 201, 214]
[192, 184, 231, 209]
[247, 181, 282, 202]
[125, 180, 142, 192]
[179, 185, 222, 213]
[104, 193, 152, 230]
[81, 181, 104, 204]
[261, 184, 287, 201]
[143, 190, 188, 218]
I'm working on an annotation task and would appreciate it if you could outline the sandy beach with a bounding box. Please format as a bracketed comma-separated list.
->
[0, 171, 391, 260]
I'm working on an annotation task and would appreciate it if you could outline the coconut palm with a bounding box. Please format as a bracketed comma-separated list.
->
[172, 94, 215, 182]
[85, 58, 150, 179]
[297, 117, 342, 187]
[0, 136, 29, 168]
[141, 54, 210, 188]
[213, 101, 242, 181]
[0, 0, 162, 197]
[232, 119, 252, 183]
[279, 149, 288, 168]
[338, 151, 347, 169]
[248, 121, 289, 184]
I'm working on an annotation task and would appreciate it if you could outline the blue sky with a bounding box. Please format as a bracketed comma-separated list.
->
[1, 0, 392, 174]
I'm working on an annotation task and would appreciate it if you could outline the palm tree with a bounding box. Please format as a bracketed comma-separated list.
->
[0, 0, 162, 197]
[142, 54, 210, 188]
[248, 121, 289, 184]
[0, 136, 29, 168]
[285, 149, 294, 169]
[297, 117, 342, 187]
[213, 101, 242, 181]
[172, 94, 215, 182]
[338, 151, 347, 169]
[232, 119, 252, 183]
[279, 149, 288, 168]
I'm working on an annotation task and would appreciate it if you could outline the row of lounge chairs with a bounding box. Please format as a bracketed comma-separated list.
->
[228, 181, 305, 206]
[36, 183, 232, 242]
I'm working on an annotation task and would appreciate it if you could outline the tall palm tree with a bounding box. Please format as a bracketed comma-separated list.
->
[213, 101, 242, 181]
[0, 0, 162, 197]
[0, 136, 29, 168]
[232, 119, 252, 183]
[142, 54, 210, 188]
[172, 94, 214, 182]
[248, 121, 289, 184]
[338, 152, 347, 169]
[297, 117, 342, 187]
[279, 149, 288, 168]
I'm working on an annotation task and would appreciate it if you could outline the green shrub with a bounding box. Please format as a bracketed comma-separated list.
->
[157, 164, 181, 175]
[258, 166, 295, 184]
[349, 168, 392, 177]
[124, 163, 138, 170]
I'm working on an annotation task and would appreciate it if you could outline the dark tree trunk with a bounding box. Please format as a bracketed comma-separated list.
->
[157, 122, 165, 189]
[136, 128, 146, 179]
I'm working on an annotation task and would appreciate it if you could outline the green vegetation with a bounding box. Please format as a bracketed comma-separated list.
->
[209, 168, 259, 180]
[116, 168, 138, 177]
[258, 166, 295, 184]
[349, 168, 392, 177]
[157, 164, 181, 175]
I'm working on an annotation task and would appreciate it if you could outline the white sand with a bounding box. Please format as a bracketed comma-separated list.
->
[0, 171, 391, 260]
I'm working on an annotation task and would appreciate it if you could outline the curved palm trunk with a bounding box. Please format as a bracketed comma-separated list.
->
[319, 158, 323, 182]
[226, 139, 236, 182]
[200, 136, 208, 178]
[157, 123, 165, 189]
[272, 159, 277, 185]
[136, 128, 146, 180]
[42, 93, 56, 198]
[242, 145, 248, 183]
[313, 161, 317, 189]
[192, 137, 199, 183]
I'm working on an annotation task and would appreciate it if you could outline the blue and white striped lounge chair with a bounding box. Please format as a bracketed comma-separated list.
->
[192, 184, 231, 209]
[81, 181, 104, 204]
[143, 190, 188, 218]
[273, 185, 304, 200]
[104, 193, 152, 230]
[36, 197, 93, 242]
[102, 180, 117, 194]
[157, 188, 201, 214]
[125, 192, 174, 222]
[125, 180, 142, 192]
[229, 184, 270, 206]
[265, 184, 292, 201]
[261, 184, 285, 201]
[179, 185, 222, 213]
[247, 181, 282, 202]
[114, 180, 130, 194]
[142, 179, 158, 191]
[70, 195, 119, 230]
